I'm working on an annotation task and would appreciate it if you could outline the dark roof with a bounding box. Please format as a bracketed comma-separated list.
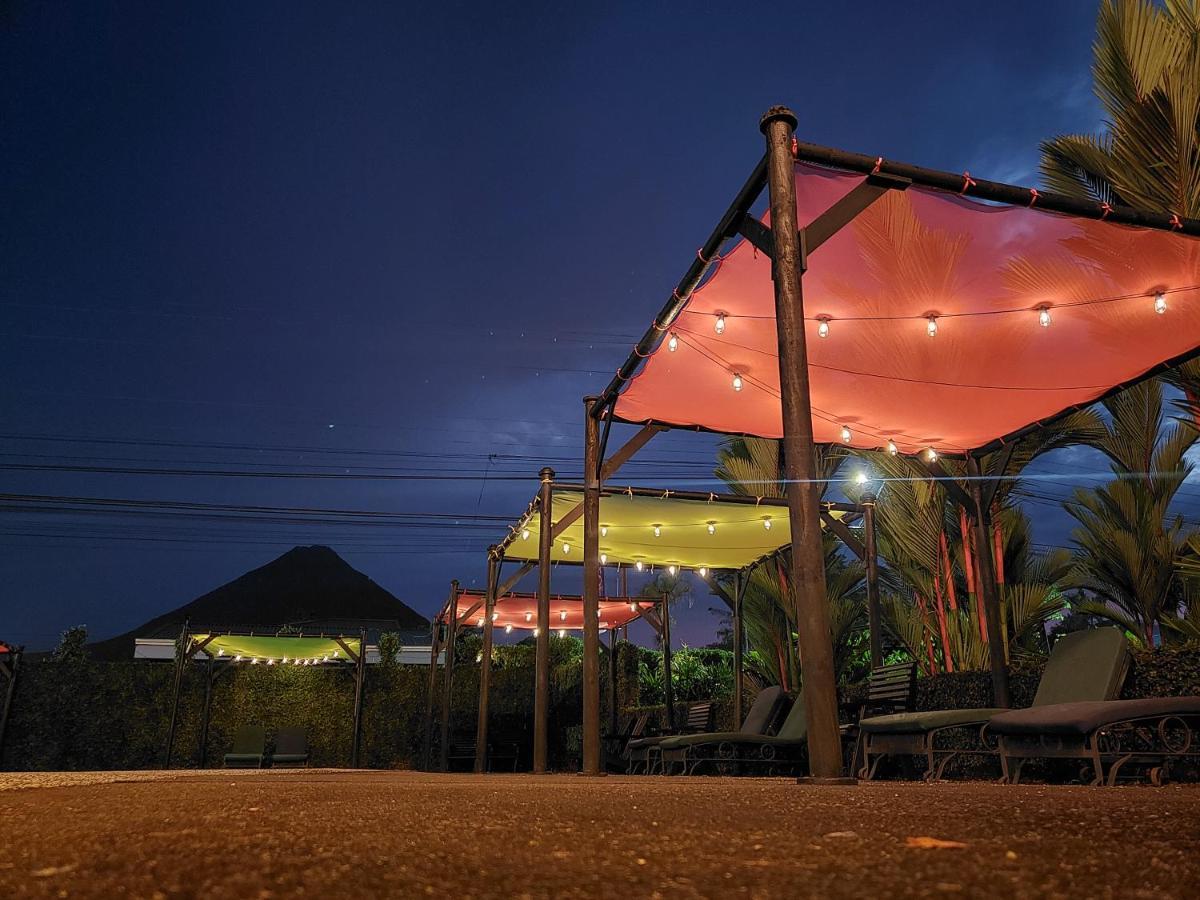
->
[86, 546, 428, 660]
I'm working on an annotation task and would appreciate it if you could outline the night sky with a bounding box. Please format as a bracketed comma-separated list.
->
[3, 1, 1120, 651]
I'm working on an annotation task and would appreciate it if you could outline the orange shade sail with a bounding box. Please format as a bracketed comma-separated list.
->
[614, 163, 1200, 455]
[440, 590, 652, 631]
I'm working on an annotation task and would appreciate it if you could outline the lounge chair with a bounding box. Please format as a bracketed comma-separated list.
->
[858, 627, 1130, 781]
[989, 695, 1200, 785]
[659, 690, 809, 776]
[270, 727, 309, 767]
[605, 711, 650, 771]
[224, 724, 267, 768]
[658, 685, 787, 774]
[626, 702, 714, 774]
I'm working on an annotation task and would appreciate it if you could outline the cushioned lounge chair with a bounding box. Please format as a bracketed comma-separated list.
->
[626, 702, 713, 774]
[270, 726, 309, 767]
[659, 690, 809, 776]
[990, 695, 1200, 785]
[224, 724, 267, 768]
[658, 686, 787, 775]
[858, 627, 1130, 781]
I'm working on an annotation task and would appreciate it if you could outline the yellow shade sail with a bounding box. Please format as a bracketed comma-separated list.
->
[503, 490, 845, 571]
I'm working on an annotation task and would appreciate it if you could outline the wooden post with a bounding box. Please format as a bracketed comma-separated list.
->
[198, 656, 215, 768]
[164, 620, 190, 769]
[0, 645, 22, 762]
[607, 619, 619, 737]
[351, 627, 367, 768]
[582, 397, 602, 775]
[732, 571, 744, 725]
[421, 615, 443, 771]
[534, 467, 554, 773]
[862, 495, 883, 669]
[966, 455, 1011, 708]
[474, 550, 500, 773]
[438, 580, 460, 771]
[661, 588, 674, 731]
[760, 106, 846, 782]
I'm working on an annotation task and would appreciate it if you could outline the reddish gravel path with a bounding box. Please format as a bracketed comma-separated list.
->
[2, 771, 1198, 898]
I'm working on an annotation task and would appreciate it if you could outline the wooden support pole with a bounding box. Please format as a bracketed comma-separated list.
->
[421, 614, 443, 771]
[534, 467, 554, 773]
[582, 396, 602, 775]
[351, 626, 367, 768]
[760, 106, 846, 783]
[438, 580, 459, 771]
[732, 571, 745, 725]
[474, 550, 500, 773]
[966, 456, 1011, 708]
[0, 646, 22, 763]
[661, 588, 674, 731]
[164, 620, 190, 769]
[862, 494, 883, 669]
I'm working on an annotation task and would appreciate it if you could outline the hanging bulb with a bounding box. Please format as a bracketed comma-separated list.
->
[560, 610, 567, 621]
[854, 471, 869, 485]
[505, 624, 513, 634]
[491, 612, 498, 621]
[533, 627, 539, 636]
[699, 567, 708, 578]
[840, 426, 852, 443]
[714, 313, 726, 334]
[653, 524, 662, 538]
[630, 602, 638, 612]
[281, 657, 288, 664]
[525, 611, 532, 622]
[1038, 306, 1052, 328]
[477, 616, 484, 626]
[600, 553, 607, 565]
[597, 609, 603, 617]
[562, 542, 570, 554]
[251, 657, 258, 665]
[926, 316, 938, 337]
[668, 565, 677, 576]
[600, 525, 608, 537]
[1155, 292, 1167, 314]
[887, 440, 898, 456]
[817, 318, 830, 338]
[521, 528, 530, 540]
[762, 516, 772, 530]
[234, 655, 242, 662]
[635, 561, 644, 572]
[557, 629, 565, 638]
[667, 333, 679, 352]
[707, 521, 716, 535]
[267, 659, 275, 666]
[731, 373, 743, 392]
[925, 447, 938, 462]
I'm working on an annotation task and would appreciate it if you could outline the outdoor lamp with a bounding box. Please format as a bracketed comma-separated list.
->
[1155, 292, 1167, 314]
[1038, 306, 1052, 327]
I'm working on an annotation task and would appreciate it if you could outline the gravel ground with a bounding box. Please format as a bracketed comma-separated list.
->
[2, 771, 1198, 898]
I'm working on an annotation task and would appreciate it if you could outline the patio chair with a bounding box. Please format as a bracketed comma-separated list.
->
[842, 662, 918, 775]
[224, 724, 267, 768]
[657, 685, 787, 774]
[270, 727, 309, 767]
[659, 690, 810, 776]
[626, 702, 714, 774]
[857, 627, 1130, 781]
[989, 695, 1200, 785]
[605, 711, 650, 770]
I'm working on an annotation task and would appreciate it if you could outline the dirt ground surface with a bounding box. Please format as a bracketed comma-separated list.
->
[2, 770, 1198, 899]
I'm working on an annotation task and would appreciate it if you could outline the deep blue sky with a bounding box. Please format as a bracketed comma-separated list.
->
[2, 1, 1122, 650]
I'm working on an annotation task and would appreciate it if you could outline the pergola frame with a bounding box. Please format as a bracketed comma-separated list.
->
[163, 622, 369, 769]
[580, 106, 1200, 781]
[422, 579, 656, 773]
[427, 470, 878, 775]
[0, 641, 23, 763]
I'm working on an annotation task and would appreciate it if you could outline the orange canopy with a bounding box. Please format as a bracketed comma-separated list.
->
[614, 163, 1200, 455]
[441, 591, 652, 632]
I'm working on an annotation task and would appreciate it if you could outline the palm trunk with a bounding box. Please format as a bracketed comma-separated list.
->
[940, 530, 959, 612]
[933, 573, 954, 673]
[916, 593, 938, 674]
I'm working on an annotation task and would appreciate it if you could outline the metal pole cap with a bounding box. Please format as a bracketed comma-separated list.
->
[539, 466, 555, 482]
[759, 105, 798, 134]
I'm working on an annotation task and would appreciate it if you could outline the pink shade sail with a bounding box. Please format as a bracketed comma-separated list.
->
[614, 163, 1200, 454]
[441, 591, 652, 632]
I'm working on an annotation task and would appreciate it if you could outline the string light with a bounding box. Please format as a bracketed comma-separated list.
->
[217, 649, 225, 657]
[714, 312, 726, 334]
[558, 629, 566, 639]
[560, 610, 568, 622]
[600, 553, 607, 565]
[525, 611, 532, 622]
[635, 561, 644, 572]
[533, 627, 540, 636]
[282, 657, 289, 664]
[505, 624, 513, 634]
[653, 524, 662, 538]
[926, 316, 938, 337]
[1038, 306, 1052, 328]
[668, 333, 679, 352]
[491, 612, 498, 621]
[887, 440, 898, 456]
[698, 567, 708, 578]
[854, 471, 869, 485]
[600, 525, 608, 537]
[707, 521, 716, 535]
[630, 602, 638, 612]
[597, 609, 603, 617]
[521, 528, 530, 540]
[925, 448, 938, 462]
[267, 658, 275, 666]
[840, 426, 852, 443]
[762, 516, 772, 530]
[562, 542, 571, 554]
[477, 616, 484, 626]
[817, 317, 830, 338]
[732, 373, 743, 392]
[1155, 292, 1167, 314]
[251, 658, 259, 665]
[668, 565, 677, 576]
[234, 655, 242, 662]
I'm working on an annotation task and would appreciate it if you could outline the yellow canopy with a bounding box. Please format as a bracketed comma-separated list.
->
[503, 490, 844, 571]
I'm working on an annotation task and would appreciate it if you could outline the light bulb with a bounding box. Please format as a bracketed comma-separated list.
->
[854, 471, 868, 485]
[476, 653, 483, 663]
[597, 609, 602, 617]
[630, 602, 638, 612]
[926, 316, 938, 337]
[763, 516, 772, 530]
[699, 567, 708, 578]
[491, 612, 498, 621]
[1038, 306, 1052, 328]
[234, 655, 242, 662]
[668, 565, 677, 576]
[332, 650, 339, 657]
[600, 553, 607, 565]
[840, 426, 852, 443]
[635, 561, 644, 572]
[926, 447, 938, 462]
[732, 373, 743, 392]
[521, 528, 530, 540]
[653, 524, 661, 538]
[1155, 292, 1167, 314]
[817, 318, 830, 338]
[251, 658, 258, 665]
[267, 658, 274, 665]
[887, 440, 898, 456]
[558, 629, 566, 638]
[562, 542, 570, 554]
[217, 649, 225, 657]
[533, 627, 539, 636]
[525, 611, 532, 622]
[707, 521, 716, 535]
[477, 616, 484, 626]
[560, 610, 567, 621]
[600, 525, 608, 537]
[281, 657, 288, 664]
[715, 313, 726, 334]
[667, 333, 679, 352]
[505, 624, 513, 634]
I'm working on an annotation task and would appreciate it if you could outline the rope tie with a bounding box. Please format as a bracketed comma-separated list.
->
[1100, 202, 1113, 220]
[791, 136, 798, 157]
[1028, 188, 1040, 208]
[755, 496, 764, 507]
[959, 171, 977, 195]
[871, 157, 883, 175]
[708, 492, 716, 503]
[661, 489, 673, 500]
[672, 287, 688, 302]
[1170, 213, 1183, 230]
[625, 486, 634, 498]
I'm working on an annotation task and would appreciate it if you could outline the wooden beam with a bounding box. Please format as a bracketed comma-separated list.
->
[804, 172, 910, 253]
[820, 510, 865, 560]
